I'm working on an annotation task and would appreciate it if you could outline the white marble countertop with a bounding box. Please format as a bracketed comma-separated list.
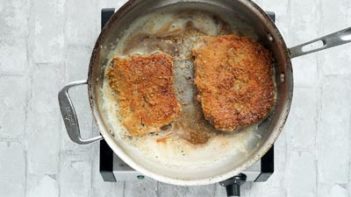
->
[1, 0, 351, 196]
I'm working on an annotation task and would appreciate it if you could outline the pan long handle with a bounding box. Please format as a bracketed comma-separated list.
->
[58, 80, 102, 144]
[289, 27, 351, 58]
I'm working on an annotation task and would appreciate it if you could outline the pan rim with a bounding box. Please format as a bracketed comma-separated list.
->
[87, 0, 294, 185]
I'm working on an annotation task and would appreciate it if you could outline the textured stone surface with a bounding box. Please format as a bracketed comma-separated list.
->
[0, 0, 29, 39]
[284, 87, 318, 151]
[25, 65, 63, 175]
[158, 184, 217, 197]
[318, 0, 351, 76]
[0, 38, 28, 74]
[0, 142, 26, 197]
[0, 76, 27, 139]
[158, 183, 190, 197]
[319, 183, 349, 197]
[291, 56, 319, 88]
[59, 153, 92, 197]
[30, 0, 65, 63]
[285, 151, 317, 197]
[124, 179, 158, 197]
[64, 0, 99, 46]
[64, 46, 92, 81]
[317, 76, 350, 184]
[1, 0, 351, 196]
[27, 175, 59, 197]
[329, 185, 348, 197]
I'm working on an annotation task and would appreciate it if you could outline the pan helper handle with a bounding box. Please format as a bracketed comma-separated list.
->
[58, 80, 102, 144]
[289, 27, 351, 58]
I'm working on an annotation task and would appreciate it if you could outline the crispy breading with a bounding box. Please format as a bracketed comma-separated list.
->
[192, 35, 275, 132]
[107, 53, 181, 136]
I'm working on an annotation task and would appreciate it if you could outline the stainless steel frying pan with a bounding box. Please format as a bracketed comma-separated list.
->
[58, 0, 351, 185]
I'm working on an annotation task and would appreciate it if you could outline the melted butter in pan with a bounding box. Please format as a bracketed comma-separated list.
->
[111, 10, 250, 145]
[122, 10, 231, 58]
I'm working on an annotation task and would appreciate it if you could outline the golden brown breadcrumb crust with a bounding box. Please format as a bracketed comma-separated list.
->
[107, 53, 181, 136]
[192, 35, 275, 132]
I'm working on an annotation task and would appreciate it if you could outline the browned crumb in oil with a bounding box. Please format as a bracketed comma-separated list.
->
[156, 132, 172, 144]
[172, 103, 214, 145]
[176, 129, 210, 145]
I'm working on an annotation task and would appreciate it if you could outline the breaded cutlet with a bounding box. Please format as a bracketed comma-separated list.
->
[107, 53, 181, 136]
[192, 35, 275, 132]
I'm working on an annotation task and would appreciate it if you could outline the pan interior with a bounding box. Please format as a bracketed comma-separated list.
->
[93, 0, 290, 182]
